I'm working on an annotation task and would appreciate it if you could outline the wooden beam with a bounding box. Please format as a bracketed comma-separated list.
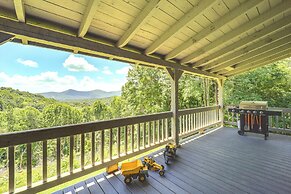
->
[223, 45, 291, 76]
[203, 27, 291, 71]
[13, 0, 25, 22]
[145, 0, 217, 55]
[78, 0, 100, 37]
[165, 0, 263, 60]
[0, 32, 14, 45]
[211, 35, 291, 73]
[226, 50, 291, 76]
[116, 0, 162, 48]
[193, 16, 291, 68]
[0, 17, 224, 79]
[180, 1, 291, 64]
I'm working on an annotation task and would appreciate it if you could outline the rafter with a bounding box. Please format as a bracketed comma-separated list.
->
[211, 35, 291, 73]
[180, 1, 291, 64]
[0, 32, 14, 45]
[145, 0, 216, 55]
[220, 43, 291, 75]
[0, 17, 224, 79]
[192, 16, 291, 68]
[78, 0, 100, 37]
[13, 0, 25, 22]
[165, 0, 262, 60]
[202, 27, 291, 71]
[225, 49, 291, 76]
[117, 0, 162, 48]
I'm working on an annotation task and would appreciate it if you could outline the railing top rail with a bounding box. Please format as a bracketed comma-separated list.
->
[0, 111, 172, 148]
[178, 105, 220, 116]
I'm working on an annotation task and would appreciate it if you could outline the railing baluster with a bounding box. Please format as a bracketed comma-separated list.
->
[70, 135, 74, 173]
[124, 126, 127, 154]
[9, 146, 15, 194]
[131, 125, 134, 152]
[179, 116, 182, 135]
[161, 119, 164, 141]
[282, 113, 286, 130]
[148, 122, 151, 146]
[269, 116, 273, 128]
[117, 127, 120, 157]
[166, 118, 168, 140]
[101, 130, 104, 162]
[42, 140, 47, 183]
[91, 132, 95, 166]
[109, 128, 113, 160]
[143, 123, 146, 148]
[276, 116, 279, 129]
[56, 138, 61, 178]
[81, 134, 85, 170]
[27, 143, 32, 188]
[152, 121, 155, 144]
[157, 120, 160, 143]
[137, 123, 140, 151]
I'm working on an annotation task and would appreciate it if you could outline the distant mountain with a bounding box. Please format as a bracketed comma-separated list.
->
[39, 89, 121, 101]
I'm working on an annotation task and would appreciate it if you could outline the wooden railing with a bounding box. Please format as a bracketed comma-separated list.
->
[179, 106, 220, 138]
[224, 106, 291, 131]
[0, 106, 221, 194]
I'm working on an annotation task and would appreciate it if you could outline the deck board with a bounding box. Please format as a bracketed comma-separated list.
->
[56, 127, 291, 194]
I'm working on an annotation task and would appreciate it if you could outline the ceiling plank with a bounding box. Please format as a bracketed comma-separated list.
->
[145, 0, 217, 55]
[222, 43, 291, 75]
[203, 27, 291, 71]
[180, 1, 291, 64]
[192, 16, 291, 68]
[0, 17, 224, 79]
[116, 0, 162, 48]
[226, 50, 291, 76]
[13, 0, 25, 22]
[165, 0, 263, 60]
[211, 35, 291, 73]
[78, 0, 100, 37]
[0, 32, 14, 45]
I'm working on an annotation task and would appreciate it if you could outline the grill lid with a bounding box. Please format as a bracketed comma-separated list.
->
[239, 101, 268, 110]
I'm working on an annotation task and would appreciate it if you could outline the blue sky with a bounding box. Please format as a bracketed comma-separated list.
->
[0, 42, 131, 93]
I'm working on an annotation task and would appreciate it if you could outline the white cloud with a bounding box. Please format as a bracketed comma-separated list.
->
[63, 54, 98, 72]
[17, 58, 39, 68]
[116, 66, 130, 75]
[102, 66, 113, 75]
[0, 72, 125, 93]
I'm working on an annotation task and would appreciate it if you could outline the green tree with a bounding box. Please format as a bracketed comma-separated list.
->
[92, 100, 109, 120]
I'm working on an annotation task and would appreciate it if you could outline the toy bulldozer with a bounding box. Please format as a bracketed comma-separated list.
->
[121, 160, 149, 184]
[163, 142, 177, 164]
[143, 156, 165, 176]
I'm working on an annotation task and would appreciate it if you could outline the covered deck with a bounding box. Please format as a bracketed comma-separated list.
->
[56, 127, 291, 194]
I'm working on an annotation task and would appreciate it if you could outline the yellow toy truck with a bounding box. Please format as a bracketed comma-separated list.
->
[143, 156, 165, 176]
[163, 142, 177, 164]
[121, 160, 149, 184]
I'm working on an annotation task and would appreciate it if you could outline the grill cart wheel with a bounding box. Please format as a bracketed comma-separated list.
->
[238, 130, 244, 136]
[159, 170, 165, 176]
[138, 174, 146, 182]
[124, 176, 132, 184]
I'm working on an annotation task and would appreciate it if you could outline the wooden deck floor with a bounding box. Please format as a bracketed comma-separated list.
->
[54, 127, 291, 194]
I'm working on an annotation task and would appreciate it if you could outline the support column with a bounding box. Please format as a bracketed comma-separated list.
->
[166, 68, 182, 146]
[217, 79, 225, 126]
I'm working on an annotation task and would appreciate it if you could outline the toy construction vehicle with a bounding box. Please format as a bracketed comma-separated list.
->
[163, 142, 177, 164]
[121, 160, 149, 184]
[143, 156, 165, 176]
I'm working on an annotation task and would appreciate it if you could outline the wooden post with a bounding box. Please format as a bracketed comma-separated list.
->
[217, 79, 225, 126]
[166, 68, 182, 146]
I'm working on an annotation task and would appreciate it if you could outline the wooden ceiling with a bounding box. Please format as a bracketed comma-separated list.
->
[0, 0, 290, 79]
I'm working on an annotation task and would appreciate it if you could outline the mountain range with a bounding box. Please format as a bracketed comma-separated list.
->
[39, 89, 121, 101]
